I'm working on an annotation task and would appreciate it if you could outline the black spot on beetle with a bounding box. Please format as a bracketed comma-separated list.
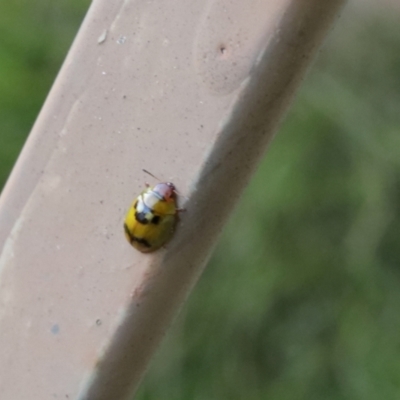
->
[124, 223, 151, 248]
[124, 223, 134, 242]
[151, 216, 160, 225]
[135, 211, 149, 224]
[133, 237, 151, 248]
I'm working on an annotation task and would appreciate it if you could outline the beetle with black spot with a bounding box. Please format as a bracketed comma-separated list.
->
[124, 174, 184, 253]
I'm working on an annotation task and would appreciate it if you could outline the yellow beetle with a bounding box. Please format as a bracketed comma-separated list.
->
[124, 171, 183, 253]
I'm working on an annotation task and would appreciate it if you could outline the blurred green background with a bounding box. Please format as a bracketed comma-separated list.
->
[1, 1, 400, 399]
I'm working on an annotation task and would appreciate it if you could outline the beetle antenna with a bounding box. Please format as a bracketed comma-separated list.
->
[142, 169, 161, 181]
[143, 169, 187, 199]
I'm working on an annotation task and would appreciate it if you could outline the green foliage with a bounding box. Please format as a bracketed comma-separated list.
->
[0, 0, 89, 187]
[1, 2, 400, 399]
